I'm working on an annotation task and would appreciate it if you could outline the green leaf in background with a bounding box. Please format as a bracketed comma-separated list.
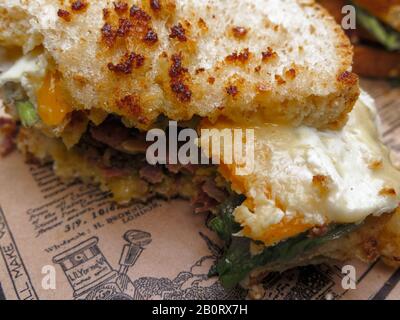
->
[16, 101, 38, 127]
[216, 223, 360, 289]
[354, 3, 400, 51]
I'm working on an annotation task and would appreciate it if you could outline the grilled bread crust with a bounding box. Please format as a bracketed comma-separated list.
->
[0, 0, 358, 130]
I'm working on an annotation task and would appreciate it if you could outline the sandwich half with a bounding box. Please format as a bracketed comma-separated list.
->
[1, 0, 400, 290]
[201, 92, 400, 288]
[319, 0, 400, 80]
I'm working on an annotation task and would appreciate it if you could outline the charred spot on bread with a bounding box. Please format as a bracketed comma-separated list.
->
[117, 94, 142, 117]
[113, 1, 129, 14]
[171, 81, 192, 102]
[116, 18, 133, 37]
[195, 68, 205, 74]
[130, 5, 152, 21]
[285, 68, 297, 80]
[169, 53, 192, 102]
[232, 26, 248, 39]
[226, 85, 239, 97]
[337, 71, 358, 86]
[169, 23, 187, 42]
[169, 53, 188, 78]
[198, 18, 208, 31]
[71, 0, 88, 12]
[143, 29, 159, 45]
[275, 75, 286, 85]
[103, 8, 111, 20]
[108, 52, 145, 74]
[226, 48, 251, 64]
[208, 77, 216, 85]
[150, 0, 161, 11]
[262, 47, 278, 62]
[99, 4, 155, 46]
[101, 23, 117, 47]
[57, 9, 71, 22]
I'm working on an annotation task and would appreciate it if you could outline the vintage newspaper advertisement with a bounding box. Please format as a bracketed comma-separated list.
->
[0, 80, 399, 300]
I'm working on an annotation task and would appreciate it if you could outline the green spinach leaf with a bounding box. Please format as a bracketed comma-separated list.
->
[216, 223, 359, 289]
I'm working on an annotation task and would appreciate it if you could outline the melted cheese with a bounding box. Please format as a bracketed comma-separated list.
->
[37, 72, 71, 126]
[201, 92, 400, 245]
[0, 47, 72, 127]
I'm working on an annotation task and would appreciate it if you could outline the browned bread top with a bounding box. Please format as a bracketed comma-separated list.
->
[0, 0, 359, 130]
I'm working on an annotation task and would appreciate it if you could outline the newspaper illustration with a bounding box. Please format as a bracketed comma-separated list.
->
[52, 232, 150, 300]
[0, 79, 399, 300]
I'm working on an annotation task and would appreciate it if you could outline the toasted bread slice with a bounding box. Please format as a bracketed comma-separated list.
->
[353, 0, 400, 32]
[0, 0, 358, 130]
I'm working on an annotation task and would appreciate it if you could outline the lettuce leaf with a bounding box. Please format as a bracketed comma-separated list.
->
[209, 196, 360, 289]
[208, 195, 244, 243]
[216, 221, 359, 289]
[16, 101, 38, 127]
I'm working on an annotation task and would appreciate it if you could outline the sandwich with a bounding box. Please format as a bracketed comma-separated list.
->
[319, 0, 400, 80]
[0, 0, 399, 291]
[202, 93, 400, 288]
[0, 0, 359, 202]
